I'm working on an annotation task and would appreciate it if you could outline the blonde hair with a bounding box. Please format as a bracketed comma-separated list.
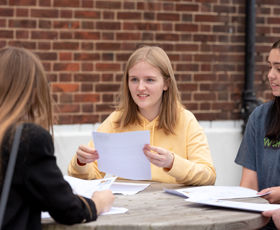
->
[116, 45, 182, 134]
[0, 46, 53, 147]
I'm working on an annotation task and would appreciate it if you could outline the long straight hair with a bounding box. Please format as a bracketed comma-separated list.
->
[115, 46, 183, 134]
[0, 47, 53, 149]
[266, 40, 280, 140]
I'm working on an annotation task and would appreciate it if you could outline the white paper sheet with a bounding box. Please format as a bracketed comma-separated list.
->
[41, 176, 128, 220]
[164, 186, 269, 201]
[101, 207, 128, 215]
[41, 207, 128, 220]
[64, 175, 117, 199]
[111, 182, 150, 195]
[92, 131, 151, 180]
[187, 199, 280, 212]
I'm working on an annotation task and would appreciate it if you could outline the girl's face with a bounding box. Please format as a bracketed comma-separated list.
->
[267, 48, 280, 97]
[128, 61, 168, 121]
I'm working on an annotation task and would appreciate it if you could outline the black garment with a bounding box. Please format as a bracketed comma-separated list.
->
[0, 123, 97, 230]
[261, 219, 276, 230]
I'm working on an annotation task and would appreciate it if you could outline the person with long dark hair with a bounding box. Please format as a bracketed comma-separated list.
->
[0, 47, 114, 230]
[235, 40, 280, 229]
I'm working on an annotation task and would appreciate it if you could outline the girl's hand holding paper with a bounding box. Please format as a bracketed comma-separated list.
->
[76, 144, 99, 165]
[143, 144, 174, 170]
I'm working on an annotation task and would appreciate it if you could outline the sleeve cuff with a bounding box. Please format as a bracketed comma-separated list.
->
[166, 153, 193, 180]
[73, 154, 91, 174]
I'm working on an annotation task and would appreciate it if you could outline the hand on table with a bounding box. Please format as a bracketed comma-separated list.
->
[76, 145, 99, 165]
[143, 144, 174, 170]
[92, 190, 114, 215]
[258, 186, 280, 204]
[263, 208, 280, 230]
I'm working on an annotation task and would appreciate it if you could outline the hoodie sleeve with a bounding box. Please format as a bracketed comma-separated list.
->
[166, 111, 216, 185]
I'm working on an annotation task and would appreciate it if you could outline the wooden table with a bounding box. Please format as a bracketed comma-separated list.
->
[42, 182, 270, 230]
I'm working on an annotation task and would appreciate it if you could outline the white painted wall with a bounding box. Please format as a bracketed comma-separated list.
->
[53, 124, 99, 176]
[53, 121, 243, 186]
[200, 121, 243, 186]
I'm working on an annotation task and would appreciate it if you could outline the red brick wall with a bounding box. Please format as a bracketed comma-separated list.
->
[0, 0, 278, 124]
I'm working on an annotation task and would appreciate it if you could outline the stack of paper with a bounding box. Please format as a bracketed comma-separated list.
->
[64, 175, 117, 199]
[41, 176, 130, 220]
[65, 175, 150, 196]
[164, 186, 279, 212]
[111, 182, 150, 195]
[164, 186, 267, 200]
[187, 199, 280, 212]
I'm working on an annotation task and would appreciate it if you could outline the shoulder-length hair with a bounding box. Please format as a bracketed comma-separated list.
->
[0, 46, 53, 147]
[266, 40, 280, 140]
[115, 45, 183, 134]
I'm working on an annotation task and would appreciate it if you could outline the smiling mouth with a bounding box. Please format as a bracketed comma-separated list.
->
[271, 83, 279, 87]
[137, 94, 149, 97]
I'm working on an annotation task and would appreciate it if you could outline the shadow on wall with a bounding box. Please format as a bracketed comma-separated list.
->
[53, 121, 243, 186]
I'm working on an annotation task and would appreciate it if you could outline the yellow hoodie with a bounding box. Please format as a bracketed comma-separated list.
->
[68, 108, 216, 185]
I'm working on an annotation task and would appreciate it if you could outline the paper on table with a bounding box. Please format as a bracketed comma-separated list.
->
[101, 207, 128, 215]
[41, 176, 128, 220]
[111, 182, 150, 195]
[41, 212, 51, 219]
[186, 199, 280, 212]
[41, 207, 128, 220]
[164, 186, 268, 201]
[92, 131, 151, 180]
[64, 175, 117, 199]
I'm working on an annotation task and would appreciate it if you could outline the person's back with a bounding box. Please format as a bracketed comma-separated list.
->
[0, 46, 114, 230]
[1, 123, 99, 229]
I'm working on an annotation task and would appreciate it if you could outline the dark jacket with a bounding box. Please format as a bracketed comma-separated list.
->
[0, 123, 97, 230]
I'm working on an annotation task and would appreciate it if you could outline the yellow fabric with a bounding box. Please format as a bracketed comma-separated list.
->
[68, 107, 216, 185]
